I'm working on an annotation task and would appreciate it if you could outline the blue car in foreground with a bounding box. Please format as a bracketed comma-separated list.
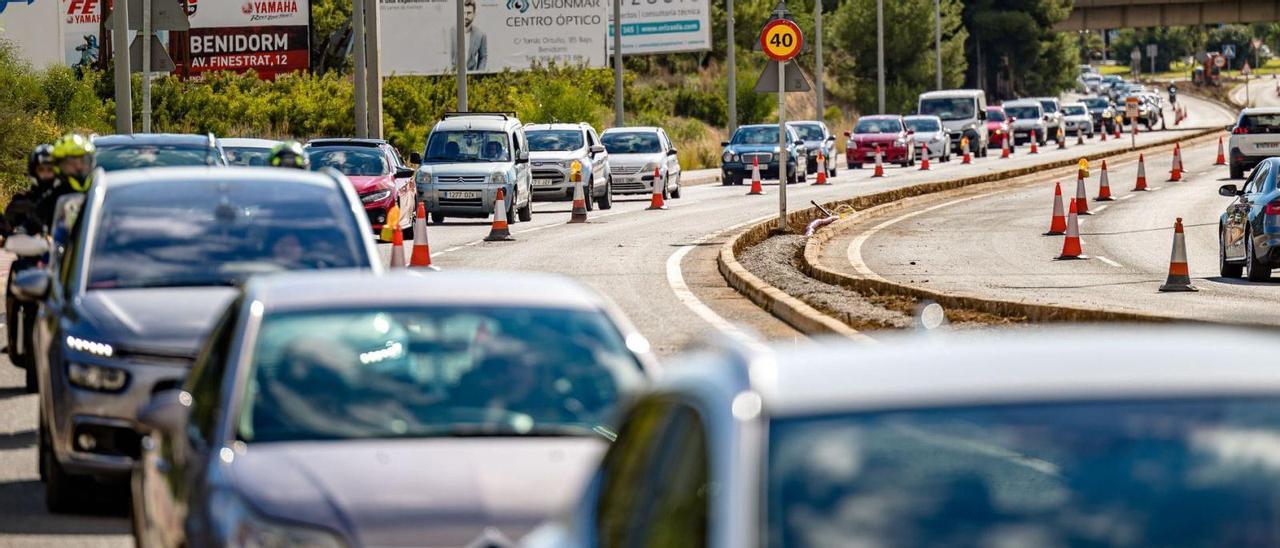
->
[1220, 156, 1280, 281]
[720, 124, 807, 186]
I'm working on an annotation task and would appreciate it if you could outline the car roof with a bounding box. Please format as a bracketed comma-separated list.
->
[94, 133, 214, 147]
[602, 126, 662, 134]
[306, 138, 389, 148]
[243, 270, 613, 313]
[1241, 107, 1280, 115]
[1002, 99, 1042, 107]
[219, 138, 282, 149]
[434, 115, 518, 132]
[919, 89, 984, 99]
[97, 166, 342, 190]
[787, 120, 825, 126]
[524, 123, 590, 131]
[731, 327, 1280, 418]
[857, 115, 902, 120]
[903, 114, 942, 120]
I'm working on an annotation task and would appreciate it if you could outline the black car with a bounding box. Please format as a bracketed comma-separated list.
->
[93, 133, 227, 171]
[11, 167, 381, 512]
[1219, 157, 1280, 281]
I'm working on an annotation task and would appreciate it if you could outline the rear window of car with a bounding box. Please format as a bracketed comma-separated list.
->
[1239, 114, 1280, 133]
[602, 132, 662, 154]
[1061, 105, 1087, 116]
[984, 110, 1006, 122]
[307, 146, 389, 177]
[527, 130, 585, 152]
[732, 127, 783, 145]
[905, 119, 941, 133]
[1004, 105, 1040, 120]
[1081, 98, 1108, 109]
[97, 144, 219, 171]
[768, 397, 1280, 547]
[1038, 100, 1059, 113]
[855, 118, 903, 134]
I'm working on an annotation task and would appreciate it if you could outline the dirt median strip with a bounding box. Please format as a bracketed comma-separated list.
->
[718, 120, 1228, 339]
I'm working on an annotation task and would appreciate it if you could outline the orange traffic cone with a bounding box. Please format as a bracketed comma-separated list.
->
[1215, 137, 1227, 166]
[380, 202, 401, 242]
[388, 221, 406, 268]
[1113, 123, 1121, 139]
[647, 167, 668, 210]
[1134, 153, 1149, 191]
[1100, 126, 1107, 142]
[1074, 176, 1091, 216]
[568, 167, 588, 224]
[1029, 137, 1039, 155]
[814, 150, 829, 184]
[1057, 127, 1067, 150]
[1045, 182, 1067, 236]
[1159, 217, 1197, 292]
[747, 156, 764, 195]
[873, 145, 885, 177]
[1168, 144, 1182, 182]
[409, 202, 437, 269]
[918, 143, 930, 171]
[1000, 136, 1010, 159]
[1055, 198, 1085, 260]
[1076, 130, 1085, 146]
[961, 137, 972, 164]
[484, 187, 514, 241]
[1095, 160, 1113, 201]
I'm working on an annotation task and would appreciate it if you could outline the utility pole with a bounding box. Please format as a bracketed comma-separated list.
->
[456, 0, 467, 111]
[613, 0, 624, 126]
[112, 0, 132, 134]
[814, 0, 823, 120]
[141, 0, 152, 132]
[727, 0, 736, 133]
[353, 0, 368, 137]
[934, 0, 942, 89]
[876, 0, 884, 113]
[364, 0, 383, 138]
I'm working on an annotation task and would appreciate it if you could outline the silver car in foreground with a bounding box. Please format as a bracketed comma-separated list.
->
[527, 327, 1280, 547]
[132, 270, 658, 548]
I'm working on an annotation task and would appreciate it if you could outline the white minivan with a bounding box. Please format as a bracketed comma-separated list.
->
[918, 89, 989, 157]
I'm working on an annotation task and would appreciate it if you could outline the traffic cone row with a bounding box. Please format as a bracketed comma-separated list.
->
[1100, 126, 1107, 142]
[568, 166, 589, 224]
[1045, 182, 1067, 236]
[647, 167, 667, 210]
[1076, 130, 1085, 146]
[961, 137, 971, 164]
[1057, 127, 1067, 150]
[1095, 160, 1113, 201]
[747, 156, 764, 195]
[1168, 143, 1182, 182]
[814, 150, 829, 184]
[1134, 153, 1148, 191]
[1215, 137, 1227, 166]
[1074, 176, 1091, 216]
[409, 202, 438, 270]
[1000, 136, 1010, 159]
[918, 143, 930, 171]
[1055, 198, 1085, 260]
[1113, 123, 1121, 139]
[873, 145, 885, 177]
[1159, 218, 1197, 292]
[388, 219, 406, 267]
[484, 187, 514, 241]
[1029, 137, 1039, 155]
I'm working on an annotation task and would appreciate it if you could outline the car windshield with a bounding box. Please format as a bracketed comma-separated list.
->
[424, 130, 511, 163]
[1038, 100, 1059, 113]
[96, 144, 218, 171]
[919, 97, 976, 121]
[223, 146, 274, 167]
[732, 127, 786, 145]
[984, 110, 1006, 122]
[855, 118, 903, 134]
[527, 130, 585, 152]
[1004, 106, 1039, 120]
[308, 146, 389, 177]
[791, 124, 825, 141]
[1082, 98, 1108, 109]
[236, 306, 645, 442]
[86, 180, 367, 290]
[1061, 105, 1087, 116]
[768, 397, 1280, 547]
[602, 132, 662, 154]
[905, 119, 941, 132]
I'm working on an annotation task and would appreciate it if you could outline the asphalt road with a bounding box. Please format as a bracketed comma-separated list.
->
[0, 92, 1230, 546]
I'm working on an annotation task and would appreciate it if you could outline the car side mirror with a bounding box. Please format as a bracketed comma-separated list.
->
[978, 111, 987, 121]
[794, 139, 805, 146]
[409, 152, 422, 164]
[666, 148, 678, 156]
[516, 151, 529, 164]
[590, 144, 607, 155]
[11, 269, 50, 302]
[5, 234, 48, 258]
[843, 131, 852, 138]
[394, 167, 415, 179]
[1220, 184, 1242, 197]
[826, 135, 836, 141]
[720, 141, 730, 147]
[138, 390, 192, 436]
[1227, 124, 1236, 132]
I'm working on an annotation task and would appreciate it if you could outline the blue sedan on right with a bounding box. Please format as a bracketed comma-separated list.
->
[1219, 156, 1280, 281]
[720, 124, 807, 186]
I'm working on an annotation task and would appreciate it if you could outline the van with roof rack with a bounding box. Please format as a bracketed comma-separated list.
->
[411, 112, 534, 224]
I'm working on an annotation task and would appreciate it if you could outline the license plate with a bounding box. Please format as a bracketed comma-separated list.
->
[532, 179, 558, 187]
[1258, 142, 1279, 149]
[443, 191, 480, 199]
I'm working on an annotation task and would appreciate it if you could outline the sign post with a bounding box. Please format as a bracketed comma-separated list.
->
[1243, 60, 1253, 107]
[760, 8, 802, 232]
[1146, 43, 1157, 75]
[1130, 48, 1140, 78]
[1125, 96, 1139, 149]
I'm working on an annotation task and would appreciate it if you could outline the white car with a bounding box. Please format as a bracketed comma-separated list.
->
[412, 113, 534, 224]
[600, 126, 682, 198]
[218, 137, 281, 167]
[1060, 102, 1095, 137]
[1228, 107, 1280, 179]
[525, 123, 613, 210]
[903, 115, 952, 161]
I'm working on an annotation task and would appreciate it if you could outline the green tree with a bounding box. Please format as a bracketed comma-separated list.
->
[1110, 27, 1195, 74]
[826, 0, 967, 115]
[962, 0, 1074, 99]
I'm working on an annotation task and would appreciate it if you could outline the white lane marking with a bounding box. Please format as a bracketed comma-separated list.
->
[426, 202, 673, 258]
[1117, 194, 1134, 201]
[1094, 204, 1109, 213]
[1097, 255, 1123, 267]
[666, 215, 774, 336]
[1149, 186, 1162, 191]
[848, 192, 999, 281]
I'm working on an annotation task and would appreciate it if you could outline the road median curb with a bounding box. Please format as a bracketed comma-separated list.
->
[718, 117, 1226, 339]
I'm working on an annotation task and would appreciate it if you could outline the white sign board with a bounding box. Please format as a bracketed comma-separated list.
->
[1125, 97, 1139, 119]
[0, 0, 64, 67]
[607, 0, 710, 55]
[1146, 43, 1157, 57]
[185, 0, 311, 78]
[381, 0, 607, 76]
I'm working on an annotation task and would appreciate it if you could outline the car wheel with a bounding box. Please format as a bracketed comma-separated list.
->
[721, 175, 733, 186]
[517, 193, 533, 222]
[670, 178, 681, 199]
[431, 211, 446, 225]
[852, 163, 862, 170]
[43, 423, 88, 514]
[1230, 161, 1244, 180]
[1246, 228, 1272, 282]
[598, 178, 614, 209]
[584, 179, 594, 212]
[661, 176, 670, 199]
[505, 193, 518, 224]
[828, 165, 837, 177]
[1221, 228, 1244, 278]
[400, 200, 416, 239]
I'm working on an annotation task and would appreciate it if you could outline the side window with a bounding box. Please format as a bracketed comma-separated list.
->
[184, 299, 240, 445]
[511, 131, 522, 157]
[659, 130, 671, 151]
[586, 129, 597, 147]
[596, 399, 710, 548]
[1245, 164, 1269, 194]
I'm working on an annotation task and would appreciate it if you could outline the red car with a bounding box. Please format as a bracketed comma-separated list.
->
[986, 106, 1016, 153]
[306, 138, 417, 233]
[845, 115, 915, 169]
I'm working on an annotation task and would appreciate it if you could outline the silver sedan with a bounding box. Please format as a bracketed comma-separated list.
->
[904, 115, 952, 162]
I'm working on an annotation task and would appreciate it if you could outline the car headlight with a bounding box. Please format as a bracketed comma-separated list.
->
[360, 190, 392, 204]
[641, 162, 660, 175]
[490, 172, 508, 185]
[722, 151, 736, 163]
[210, 490, 345, 548]
[67, 362, 128, 392]
[66, 335, 114, 358]
[559, 159, 579, 168]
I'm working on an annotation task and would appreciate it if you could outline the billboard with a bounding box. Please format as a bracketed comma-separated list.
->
[381, 0, 607, 76]
[607, 0, 709, 55]
[0, 0, 64, 68]
[62, 0, 101, 70]
[185, 0, 309, 78]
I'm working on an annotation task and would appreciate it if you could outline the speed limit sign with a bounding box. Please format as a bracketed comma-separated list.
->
[760, 19, 803, 62]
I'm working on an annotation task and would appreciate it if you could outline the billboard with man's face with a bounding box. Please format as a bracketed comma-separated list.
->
[380, 0, 607, 76]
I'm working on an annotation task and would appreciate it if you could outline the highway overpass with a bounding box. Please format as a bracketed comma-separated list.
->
[1056, 0, 1280, 31]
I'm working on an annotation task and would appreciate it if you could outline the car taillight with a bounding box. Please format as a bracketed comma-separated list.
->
[1266, 202, 1280, 215]
[1233, 126, 1248, 134]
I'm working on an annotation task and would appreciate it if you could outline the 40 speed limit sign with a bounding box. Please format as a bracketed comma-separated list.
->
[760, 19, 803, 62]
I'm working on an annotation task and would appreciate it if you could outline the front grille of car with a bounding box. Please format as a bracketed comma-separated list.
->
[611, 165, 644, 176]
[613, 179, 649, 192]
[435, 175, 487, 184]
[742, 152, 773, 164]
[532, 169, 564, 182]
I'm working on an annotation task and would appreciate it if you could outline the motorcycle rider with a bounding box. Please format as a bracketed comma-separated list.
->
[1167, 83, 1178, 105]
[269, 140, 310, 170]
[3, 144, 59, 390]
